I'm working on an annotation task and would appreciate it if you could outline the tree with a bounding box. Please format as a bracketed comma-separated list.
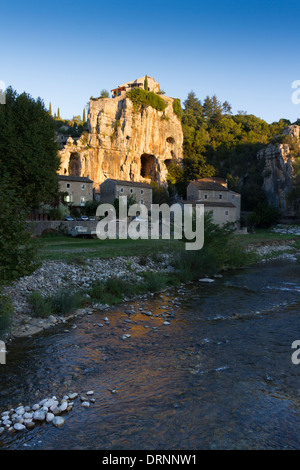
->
[144, 75, 149, 92]
[100, 89, 109, 98]
[57, 107, 61, 119]
[0, 177, 40, 283]
[49, 102, 52, 116]
[0, 87, 60, 208]
[83, 108, 86, 123]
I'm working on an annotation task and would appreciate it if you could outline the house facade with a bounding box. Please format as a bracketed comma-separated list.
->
[58, 175, 93, 207]
[100, 179, 153, 210]
[186, 178, 241, 226]
[111, 76, 160, 98]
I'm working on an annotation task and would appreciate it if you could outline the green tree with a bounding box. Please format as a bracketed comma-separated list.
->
[83, 108, 86, 123]
[49, 102, 52, 116]
[0, 178, 40, 284]
[0, 87, 60, 208]
[144, 75, 149, 91]
[100, 89, 110, 98]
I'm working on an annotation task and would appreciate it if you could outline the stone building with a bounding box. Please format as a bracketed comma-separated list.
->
[111, 76, 160, 98]
[186, 177, 241, 226]
[100, 179, 153, 210]
[58, 175, 93, 207]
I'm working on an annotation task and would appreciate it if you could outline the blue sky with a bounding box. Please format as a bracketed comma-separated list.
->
[2, 0, 300, 123]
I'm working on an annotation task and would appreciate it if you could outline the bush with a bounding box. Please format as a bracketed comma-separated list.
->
[141, 272, 168, 292]
[127, 88, 167, 113]
[0, 294, 14, 337]
[28, 291, 54, 318]
[28, 290, 85, 317]
[247, 202, 280, 229]
[173, 98, 183, 120]
[0, 178, 40, 284]
[51, 291, 85, 315]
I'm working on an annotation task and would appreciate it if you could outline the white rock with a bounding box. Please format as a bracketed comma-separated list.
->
[68, 393, 78, 400]
[52, 416, 65, 428]
[199, 278, 215, 283]
[14, 423, 26, 431]
[59, 402, 68, 412]
[33, 410, 46, 421]
[46, 413, 54, 423]
[86, 391, 94, 396]
[81, 401, 90, 408]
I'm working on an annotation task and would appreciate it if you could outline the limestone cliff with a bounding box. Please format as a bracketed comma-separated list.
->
[258, 125, 299, 216]
[59, 92, 183, 188]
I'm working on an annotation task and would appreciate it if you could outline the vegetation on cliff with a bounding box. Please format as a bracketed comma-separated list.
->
[168, 90, 292, 212]
[127, 88, 167, 113]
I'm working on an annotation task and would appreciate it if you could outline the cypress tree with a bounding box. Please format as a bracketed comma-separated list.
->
[83, 108, 86, 122]
[49, 102, 52, 115]
[144, 75, 149, 91]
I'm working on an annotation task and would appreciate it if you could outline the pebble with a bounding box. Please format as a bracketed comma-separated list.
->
[52, 416, 65, 428]
[81, 401, 90, 408]
[14, 423, 26, 431]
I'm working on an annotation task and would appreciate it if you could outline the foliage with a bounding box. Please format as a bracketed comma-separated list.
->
[48, 203, 70, 220]
[175, 90, 292, 209]
[113, 195, 136, 218]
[28, 289, 85, 317]
[127, 88, 167, 113]
[144, 75, 149, 91]
[247, 202, 281, 229]
[0, 87, 60, 208]
[0, 293, 14, 337]
[0, 178, 40, 284]
[172, 98, 183, 120]
[150, 182, 171, 204]
[175, 212, 255, 281]
[28, 291, 54, 318]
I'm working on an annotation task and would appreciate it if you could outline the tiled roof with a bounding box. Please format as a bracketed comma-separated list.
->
[180, 200, 236, 208]
[58, 175, 93, 183]
[103, 179, 153, 189]
[189, 180, 228, 191]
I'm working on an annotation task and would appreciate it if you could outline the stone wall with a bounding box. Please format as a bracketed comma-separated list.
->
[27, 220, 98, 237]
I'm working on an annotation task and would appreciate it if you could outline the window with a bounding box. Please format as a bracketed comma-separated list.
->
[130, 188, 134, 194]
[140, 199, 144, 205]
[204, 194, 208, 200]
[141, 189, 144, 195]
[219, 194, 223, 199]
[81, 184, 86, 190]
[120, 187, 124, 193]
[66, 183, 71, 189]
[232, 195, 235, 200]
[225, 210, 229, 216]
[80, 196, 86, 206]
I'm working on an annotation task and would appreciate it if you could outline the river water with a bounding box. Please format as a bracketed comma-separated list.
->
[1, 258, 300, 450]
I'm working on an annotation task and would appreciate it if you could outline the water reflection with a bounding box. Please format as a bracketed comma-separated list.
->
[1, 259, 300, 449]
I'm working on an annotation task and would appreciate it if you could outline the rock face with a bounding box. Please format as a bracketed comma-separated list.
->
[59, 92, 183, 188]
[258, 125, 298, 216]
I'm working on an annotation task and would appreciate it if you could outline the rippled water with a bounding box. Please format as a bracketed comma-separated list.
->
[1, 258, 300, 449]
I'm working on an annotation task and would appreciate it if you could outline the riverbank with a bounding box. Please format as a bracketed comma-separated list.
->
[2, 229, 299, 342]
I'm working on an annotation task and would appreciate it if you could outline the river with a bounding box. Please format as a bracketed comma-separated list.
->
[1, 258, 300, 450]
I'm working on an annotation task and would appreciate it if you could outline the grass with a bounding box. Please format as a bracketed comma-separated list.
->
[0, 294, 14, 338]
[32, 235, 182, 262]
[28, 290, 86, 318]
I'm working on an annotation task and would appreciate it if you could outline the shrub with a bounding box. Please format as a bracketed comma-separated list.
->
[28, 291, 54, 318]
[247, 202, 280, 229]
[0, 294, 14, 337]
[51, 291, 85, 315]
[141, 272, 168, 292]
[173, 98, 183, 120]
[127, 88, 167, 113]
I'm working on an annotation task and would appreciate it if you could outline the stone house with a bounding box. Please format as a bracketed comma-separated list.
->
[100, 179, 153, 210]
[186, 177, 241, 226]
[111, 76, 160, 98]
[58, 175, 93, 207]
